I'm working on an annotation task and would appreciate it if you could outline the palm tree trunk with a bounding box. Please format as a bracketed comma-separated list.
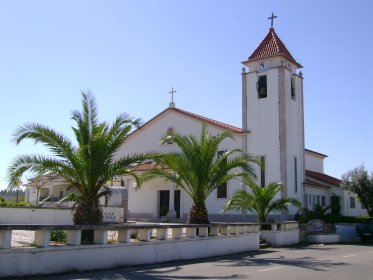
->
[73, 199, 103, 225]
[188, 204, 209, 224]
[73, 199, 103, 244]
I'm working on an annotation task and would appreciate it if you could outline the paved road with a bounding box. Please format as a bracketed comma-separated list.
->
[13, 243, 373, 280]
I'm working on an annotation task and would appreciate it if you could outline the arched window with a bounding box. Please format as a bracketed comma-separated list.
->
[166, 127, 174, 144]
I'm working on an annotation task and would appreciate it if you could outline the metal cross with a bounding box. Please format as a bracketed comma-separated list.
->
[268, 12, 277, 28]
[169, 87, 177, 103]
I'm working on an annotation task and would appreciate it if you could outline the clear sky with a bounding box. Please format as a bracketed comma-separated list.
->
[1, 0, 372, 189]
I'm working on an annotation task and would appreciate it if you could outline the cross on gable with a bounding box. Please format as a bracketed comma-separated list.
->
[169, 87, 177, 103]
[268, 12, 277, 28]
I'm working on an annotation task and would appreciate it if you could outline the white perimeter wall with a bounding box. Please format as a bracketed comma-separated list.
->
[0, 232, 259, 277]
[0, 207, 124, 224]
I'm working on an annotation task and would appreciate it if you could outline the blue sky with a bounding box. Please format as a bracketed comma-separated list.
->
[1, 0, 372, 189]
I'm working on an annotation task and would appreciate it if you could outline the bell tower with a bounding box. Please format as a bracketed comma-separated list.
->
[241, 22, 305, 217]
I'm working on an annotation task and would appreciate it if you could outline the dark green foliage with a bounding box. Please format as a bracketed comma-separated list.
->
[298, 205, 330, 223]
[67, 192, 78, 202]
[7, 92, 151, 225]
[50, 230, 67, 242]
[331, 195, 342, 216]
[0, 197, 33, 207]
[160, 206, 168, 216]
[224, 179, 301, 223]
[298, 206, 371, 224]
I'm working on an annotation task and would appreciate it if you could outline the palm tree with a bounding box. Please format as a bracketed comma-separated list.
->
[7, 91, 149, 225]
[223, 178, 301, 223]
[148, 124, 257, 224]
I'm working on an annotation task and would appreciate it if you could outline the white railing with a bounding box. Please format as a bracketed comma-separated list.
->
[0, 222, 260, 277]
[260, 221, 300, 247]
[0, 222, 260, 249]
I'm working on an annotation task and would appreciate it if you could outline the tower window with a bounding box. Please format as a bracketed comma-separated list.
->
[291, 78, 296, 100]
[257, 76, 267, 99]
[294, 157, 298, 193]
[260, 156, 266, 187]
[217, 151, 228, 198]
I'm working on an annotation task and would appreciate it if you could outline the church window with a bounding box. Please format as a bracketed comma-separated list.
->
[321, 196, 326, 206]
[316, 195, 320, 205]
[304, 194, 308, 208]
[217, 183, 227, 199]
[120, 179, 125, 187]
[291, 78, 296, 100]
[257, 75, 267, 99]
[260, 156, 266, 187]
[350, 197, 356, 208]
[166, 127, 174, 144]
[294, 157, 298, 193]
[309, 194, 312, 206]
[217, 151, 228, 198]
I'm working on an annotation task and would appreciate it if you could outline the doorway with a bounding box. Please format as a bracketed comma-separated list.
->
[159, 190, 169, 218]
[174, 190, 181, 219]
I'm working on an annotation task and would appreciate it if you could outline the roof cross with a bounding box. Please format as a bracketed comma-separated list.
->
[169, 87, 177, 108]
[268, 12, 277, 28]
[169, 87, 177, 103]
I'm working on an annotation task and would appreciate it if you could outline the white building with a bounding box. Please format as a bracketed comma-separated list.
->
[116, 26, 366, 221]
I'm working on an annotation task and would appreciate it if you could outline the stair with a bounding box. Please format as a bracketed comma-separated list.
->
[260, 238, 270, 249]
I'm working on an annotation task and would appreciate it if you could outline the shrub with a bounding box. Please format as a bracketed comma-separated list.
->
[298, 212, 371, 224]
[50, 230, 67, 242]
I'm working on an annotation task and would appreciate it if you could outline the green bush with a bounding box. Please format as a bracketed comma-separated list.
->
[0, 197, 33, 207]
[50, 230, 67, 242]
[298, 211, 371, 224]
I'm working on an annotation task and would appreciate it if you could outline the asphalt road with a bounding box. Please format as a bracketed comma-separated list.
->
[11, 243, 373, 280]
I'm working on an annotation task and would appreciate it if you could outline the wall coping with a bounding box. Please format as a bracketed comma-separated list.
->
[0, 222, 259, 231]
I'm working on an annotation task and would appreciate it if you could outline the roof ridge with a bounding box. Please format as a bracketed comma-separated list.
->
[170, 107, 246, 133]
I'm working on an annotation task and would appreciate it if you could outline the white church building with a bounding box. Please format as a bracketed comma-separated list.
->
[25, 25, 367, 221]
[115, 26, 367, 221]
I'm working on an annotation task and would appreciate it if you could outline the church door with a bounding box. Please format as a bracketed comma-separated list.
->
[174, 190, 181, 219]
[159, 190, 169, 218]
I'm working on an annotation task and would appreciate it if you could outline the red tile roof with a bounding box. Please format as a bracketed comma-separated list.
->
[305, 170, 342, 186]
[243, 28, 302, 68]
[169, 107, 246, 133]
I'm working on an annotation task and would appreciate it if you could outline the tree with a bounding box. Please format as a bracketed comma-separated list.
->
[7, 92, 149, 225]
[341, 165, 373, 216]
[148, 124, 257, 224]
[223, 178, 301, 223]
[27, 175, 48, 206]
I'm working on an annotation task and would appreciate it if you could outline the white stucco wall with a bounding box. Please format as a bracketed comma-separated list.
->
[246, 68, 281, 186]
[304, 185, 330, 210]
[305, 152, 325, 173]
[284, 70, 304, 211]
[245, 61, 304, 215]
[118, 110, 245, 220]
